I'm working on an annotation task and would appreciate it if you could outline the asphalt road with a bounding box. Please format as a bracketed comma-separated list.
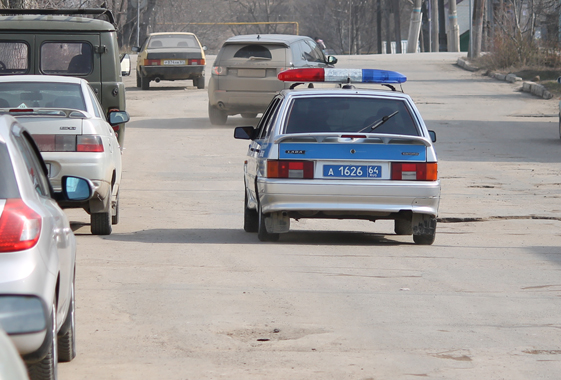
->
[60, 53, 561, 379]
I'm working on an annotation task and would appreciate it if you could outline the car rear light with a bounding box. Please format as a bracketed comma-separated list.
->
[213, 66, 226, 76]
[267, 160, 314, 179]
[0, 199, 41, 252]
[77, 135, 104, 152]
[189, 58, 205, 65]
[391, 162, 437, 181]
[34, 134, 76, 152]
[144, 59, 160, 66]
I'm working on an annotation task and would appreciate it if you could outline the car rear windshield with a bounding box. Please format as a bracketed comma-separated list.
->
[219, 43, 286, 63]
[148, 34, 199, 48]
[284, 96, 420, 136]
[0, 42, 29, 75]
[40, 42, 93, 75]
[0, 82, 86, 111]
[0, 142, 20, 199]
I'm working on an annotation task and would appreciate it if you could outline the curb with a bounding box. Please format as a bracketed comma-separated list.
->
[456, 57, 553, 100]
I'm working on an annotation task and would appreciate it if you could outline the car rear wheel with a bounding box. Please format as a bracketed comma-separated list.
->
[244, 191, 258, 232]
[58, 272, 76, 362]
[208, 103, 227, 125]
[394, 219, 413, 235]
[91, 211, 112, 235]
[112, 192, 119, 225]
[241, 113, 257, 119]
[412, 214, 436, 245]
[194, 76, 205, 89]
[257, 202, 279, 242]
[140, 73, 150, 90]
[136, 71, 141, 87]
[27, 299, 57, 380]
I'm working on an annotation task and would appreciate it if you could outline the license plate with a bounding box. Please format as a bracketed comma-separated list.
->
[237, 69, 266, 78]
[323, 165, 382, 178]
[163, 60, 186, 65]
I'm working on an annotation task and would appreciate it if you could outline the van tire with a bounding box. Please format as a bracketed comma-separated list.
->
[208, 103, 227, 125]
[194, 76, 205, 89]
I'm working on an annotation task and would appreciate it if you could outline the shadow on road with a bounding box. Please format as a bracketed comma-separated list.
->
[98, 227, 407, 246]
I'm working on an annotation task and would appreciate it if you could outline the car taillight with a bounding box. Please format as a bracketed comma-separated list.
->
[267, 160, 314, 179]
[189, 58, 205, 65]
[213, 66, 226, 76]
[0, 199, 41, 252]
[77, 136, 104, 152]
[144, 59, 160, 66]
[391, 162, 438, 181]
[33, 134, 77, 152]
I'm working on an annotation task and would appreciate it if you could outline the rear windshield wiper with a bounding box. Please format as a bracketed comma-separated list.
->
[357, 110, 399, 133]
[248, 56, 271, 60]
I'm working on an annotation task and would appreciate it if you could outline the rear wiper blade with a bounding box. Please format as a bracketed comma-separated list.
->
[357, 111, 399, 133]
[248, 56, 271, 60]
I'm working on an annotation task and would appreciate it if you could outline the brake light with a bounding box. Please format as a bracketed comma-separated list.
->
[213, 66, 226, 76]
[267, 160, 314, 179]
[144, 59, 160, 66]
[77, 135, 104, 152]
[0, 199, 41, 252]
[188, 58, 205, 65]
[391, 162, 437, 181]
[33, 134, 76, 152]
[278, 68, 407, 84]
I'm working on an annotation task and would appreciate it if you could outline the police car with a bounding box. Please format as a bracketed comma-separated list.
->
[234, 68, 440, 244]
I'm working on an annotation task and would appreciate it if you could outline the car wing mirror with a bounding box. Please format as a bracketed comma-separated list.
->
[428, 130, 437, 142]
[234, 126, 256, 140]
[120, 53, 131, 76]
[202, 45, 208, 51]
[108, 110, 130, 125]
[131, 46, 140, 53]
[53, 176, 94, 204]
[327, 56, 338, 65]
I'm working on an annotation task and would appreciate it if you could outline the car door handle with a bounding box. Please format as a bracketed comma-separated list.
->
[250, 148, 260, 153]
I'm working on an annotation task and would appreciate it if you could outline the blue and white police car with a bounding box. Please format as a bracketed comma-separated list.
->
[234, 68, 440, 244]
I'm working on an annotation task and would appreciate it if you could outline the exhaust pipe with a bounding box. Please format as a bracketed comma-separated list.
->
[154, 77, 161, 83]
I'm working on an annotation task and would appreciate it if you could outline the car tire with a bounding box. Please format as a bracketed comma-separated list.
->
[91, 211, 112, 235]
[58, 272, 76, 362]
[244, 191, 258, 233]
[112, 192, 119, 225]
[412, 215, 436, 245]
[27, 299, 57, 380]
[241, 113, 257, 119]
[208, 103, 227, 125]
[136, 71, 141, 88]
[140, 74, 150, 90]
[257, 202, 279, 242]
[394, 219, 413, 235]
[195, 76, 205, 89]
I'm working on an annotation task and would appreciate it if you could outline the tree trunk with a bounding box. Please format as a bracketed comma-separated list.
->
[394, 0, 402, 53]
[377, 0, 383, 53]
[431, 0, 439, 51]
[471, 0, 485, 58]
[407, 0, 423, 53]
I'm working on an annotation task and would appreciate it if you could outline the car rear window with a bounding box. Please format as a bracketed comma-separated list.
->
[233, 45, 272, 59]
[40, 42, 93, 75]
[0, 42, 29, 75]
[0, 82, 86, 111]
[149, 34, 199, 48]
[284, 96, 420, 136]
[0, 142, 20, 198]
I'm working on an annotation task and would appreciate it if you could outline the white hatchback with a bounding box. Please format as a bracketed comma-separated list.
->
[0, 75, 129, 235]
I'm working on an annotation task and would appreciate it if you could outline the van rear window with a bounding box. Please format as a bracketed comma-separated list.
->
[0, 42, 29, 75]
[40, 42, 93, 75]
[233, 45, 272, 59]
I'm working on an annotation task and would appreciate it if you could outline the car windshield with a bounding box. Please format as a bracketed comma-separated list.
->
[149, 34, 198, 48]
[284, 96, 419, 136]
[0, 142, 20, 198]
[0, 82, 86, 111]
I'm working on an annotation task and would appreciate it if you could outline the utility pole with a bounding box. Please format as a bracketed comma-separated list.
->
[394, 1, 402, 53]
[385, 0, 392, 53]
[431, 0, 439, 51]
[470, 0, 485, 58]
[407, 0, 423, 53]
[377, 0, 383, 53]
[448, 0, 460, 52]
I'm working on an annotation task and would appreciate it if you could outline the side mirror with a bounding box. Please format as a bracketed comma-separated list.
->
[428, 130, 437, 143]
[61, 176, 93, 201]
[234, 126, 256, 140]
[120, 53, 131, 76]
[108, 110, 130, 125]
[131, 46, 140, 53]
[327, 56, 338, 65]
[202, 45, 208, 51]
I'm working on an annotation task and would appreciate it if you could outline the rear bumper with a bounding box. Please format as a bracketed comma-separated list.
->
[209, 90, 277, 114]
[140, 65, 204, 80]
[257, 178, 441, 218]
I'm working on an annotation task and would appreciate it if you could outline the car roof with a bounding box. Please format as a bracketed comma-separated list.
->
[149, 32, 196, 37]
[0, 75, 86, 85]
[280, 87, 413, 100]
[0, 15, 114, 32]
[223, 34, 309, 46]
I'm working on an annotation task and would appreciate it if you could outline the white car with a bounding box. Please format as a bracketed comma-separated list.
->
[0, 75, 129, 235]
[0, 115, 93, 380]
[0, 328, 29, 380]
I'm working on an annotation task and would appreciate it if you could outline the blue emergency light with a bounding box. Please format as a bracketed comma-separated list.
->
[278, 68, 407, 84]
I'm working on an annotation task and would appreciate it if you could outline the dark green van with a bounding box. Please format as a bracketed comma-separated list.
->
[0, 9, 128, 146]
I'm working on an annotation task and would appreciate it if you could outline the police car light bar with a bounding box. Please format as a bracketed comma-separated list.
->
[277, 68, 407, 84]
